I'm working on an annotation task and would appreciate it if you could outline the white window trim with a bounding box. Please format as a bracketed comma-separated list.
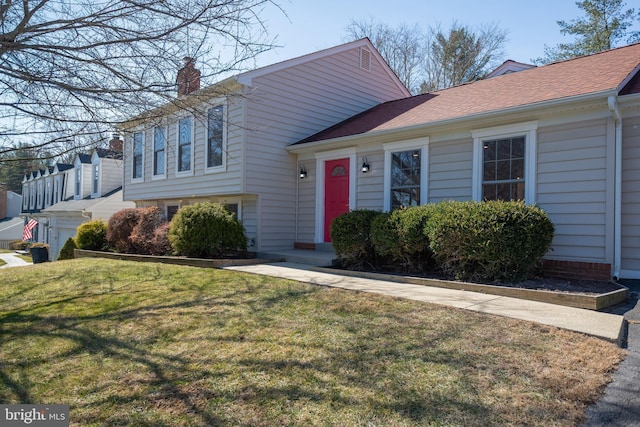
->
[383, 137, 430, 211]
[152, 125, 168, 180]
[471, 121, 538, 205]
[131, 130, 145, 183]
[205, 101, 227, 174]
[73, 162, 82, 200]
[176, 115, 195, 177]
[91, 156, 101, 198]
[314, 147, 357, 244]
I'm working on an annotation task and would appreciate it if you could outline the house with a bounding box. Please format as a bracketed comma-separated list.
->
[21, 140, 135, 259]
[119, 39, 410, 251]
[288, 43, 640, 281]
[0, 184, 23, 247]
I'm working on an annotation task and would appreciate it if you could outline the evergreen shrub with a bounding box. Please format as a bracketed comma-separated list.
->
[75, 220, 109, 251]
[168, 202, 247, 258]
[330, 209, 381, 270]
[57, 237, 77, 260]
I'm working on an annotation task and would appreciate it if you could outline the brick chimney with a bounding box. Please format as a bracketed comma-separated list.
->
[176, 57, 201, 96]
[109, 134, 123, 153]
[0, 184, 7, 219]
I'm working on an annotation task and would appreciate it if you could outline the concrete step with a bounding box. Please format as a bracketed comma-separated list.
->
[257, 249, 335, 267]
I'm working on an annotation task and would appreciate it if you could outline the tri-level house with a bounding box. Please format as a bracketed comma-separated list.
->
[119, 39, 410, 251]
[21, 140, 135, 259]
[289, 42, 640, 281]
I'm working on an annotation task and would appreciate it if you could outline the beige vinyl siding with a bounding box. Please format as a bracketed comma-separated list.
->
[356, 151, 384, 210]
[621, 114, 640, 273]
[536, 120, 610, 262]
[81, 165, 92, 199]
[245, 45, 407, 250]
[124, 98, 244, 201]
[429, 138, 473, 202]
[99, 159, 123, 196]
[296, 162, 317, 243]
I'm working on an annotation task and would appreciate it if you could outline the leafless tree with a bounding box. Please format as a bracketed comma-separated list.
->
[0, 0, 280, 159]
[345, 19, 426, 94]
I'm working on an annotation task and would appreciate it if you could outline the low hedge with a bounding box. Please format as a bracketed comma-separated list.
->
[332, 201, 554, 282]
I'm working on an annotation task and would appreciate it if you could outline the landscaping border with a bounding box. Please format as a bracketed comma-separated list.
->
[74, 249, 284, 268]
[310, 266, 629, 311]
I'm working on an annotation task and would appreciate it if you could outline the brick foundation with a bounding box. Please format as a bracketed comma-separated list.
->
[542, 259, 611, 282]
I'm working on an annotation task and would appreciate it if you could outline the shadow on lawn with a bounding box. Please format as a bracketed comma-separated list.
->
[0, 276, 507, 425]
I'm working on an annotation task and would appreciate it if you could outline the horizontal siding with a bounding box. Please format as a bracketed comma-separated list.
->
[429, 138, 473, 202]
[536, 119, 609, 262]
[622, 114, 640, 272]
[296, 162, 317, 243]
[124, 98, 244, 201]
[356, 151, 384, 210]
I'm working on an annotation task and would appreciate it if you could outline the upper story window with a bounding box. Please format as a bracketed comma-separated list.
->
[390, 149, 421, 209]
[132, 131, 144, 180]
[482, 137, 525, 201]
[75, 168, 81, 197]
[178, 117, 193, 173]
[153, 126, 166, 177]
[93, 164, 100, 195]
[22, 184, 28, 209]
[45, 180, 51, 206]
[53, 179, 59, 204]
[207, 105, 224, 169]
[472, 122, 537, 205]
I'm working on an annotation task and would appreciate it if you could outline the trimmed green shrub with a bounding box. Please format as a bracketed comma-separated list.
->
[426, 200, 554, 282]
[57, 237, 77, 260]
[168, 202, 247, 258]
[106, 208, 142, 253]
[75, 220, 109, 251]
[330, 209, 381, 270]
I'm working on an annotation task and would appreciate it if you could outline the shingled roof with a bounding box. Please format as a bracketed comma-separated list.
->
[295, 42, 640, 145]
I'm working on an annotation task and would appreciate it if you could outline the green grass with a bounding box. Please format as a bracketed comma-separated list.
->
[0, 259, 625, 426]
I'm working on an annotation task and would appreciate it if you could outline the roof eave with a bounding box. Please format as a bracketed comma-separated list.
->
[287, 89, 618, 154]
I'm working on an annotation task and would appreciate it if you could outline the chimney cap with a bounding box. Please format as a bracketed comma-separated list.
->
[182, 56, 195, 66]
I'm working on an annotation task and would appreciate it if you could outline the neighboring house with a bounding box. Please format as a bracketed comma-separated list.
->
[22, 141, 135, 259]
[0, 184, 23, 247]
[288, 43, 640, 281]
[120, 39, 410, 251]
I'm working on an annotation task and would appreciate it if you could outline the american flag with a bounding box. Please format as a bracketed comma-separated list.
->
[23, 219, 38, 241]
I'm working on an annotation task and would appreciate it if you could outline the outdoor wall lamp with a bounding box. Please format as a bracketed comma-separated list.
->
[299, 165, 308, 179]
[361, 156, 370, 173]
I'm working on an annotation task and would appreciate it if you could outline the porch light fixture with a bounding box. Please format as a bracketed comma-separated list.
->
[361, 156, 370, 173]
[299, 165, 307, 179]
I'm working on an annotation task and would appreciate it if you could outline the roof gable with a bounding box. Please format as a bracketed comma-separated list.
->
[295, 42, 640, 145]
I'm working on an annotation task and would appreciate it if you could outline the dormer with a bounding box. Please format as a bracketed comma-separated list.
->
[90, 148, 124, 198]
[52, 163, 73, 204]
[35, 170, 44, 210]
[22, 174, 29, 211]
[43, 166, 54, 208]
[28, 172, 36, 211]
[73, 153, 92, 200]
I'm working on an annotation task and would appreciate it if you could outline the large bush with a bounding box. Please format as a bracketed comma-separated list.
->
[426, 201, 554, 282]
[150, 222, 172, 256]
[129, 206, 166, 255]
[106, 208, 142, 253]
[371, 206, 437, 272]
[330, 209, 381, 270]
[168, 202, 247, 258]
[75, 220, 108, 251]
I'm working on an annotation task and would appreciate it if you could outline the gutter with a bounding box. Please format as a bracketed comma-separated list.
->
[607, 95, 622, 279]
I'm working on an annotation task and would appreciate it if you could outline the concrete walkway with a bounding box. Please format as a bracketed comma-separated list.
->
[224, 262, 625, 344]
[0, 252, 31, 268]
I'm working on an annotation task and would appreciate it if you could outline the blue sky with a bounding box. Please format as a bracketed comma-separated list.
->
[252, 0, 640, 67]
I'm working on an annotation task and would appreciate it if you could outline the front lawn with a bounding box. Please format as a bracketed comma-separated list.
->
[0, 259, 625, 426]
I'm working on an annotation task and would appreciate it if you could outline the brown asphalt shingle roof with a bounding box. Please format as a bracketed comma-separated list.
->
[296, 43, 640, 145]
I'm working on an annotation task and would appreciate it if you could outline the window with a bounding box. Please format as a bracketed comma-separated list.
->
[472, 122, 537, 205]
[390, 149, 421, 210]
[482, 137, 525, 201]
[178, 117, 192, 173]
[74, 168, 81, 197]
[153, 127, 166, 176]
[207, 105, 224, 169]
[92, 164, 99, 195]
[167, 205, 179, 221]
[132, 132, 143, 180]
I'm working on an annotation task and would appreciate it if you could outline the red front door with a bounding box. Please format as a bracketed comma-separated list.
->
[324, 158, 350, 242]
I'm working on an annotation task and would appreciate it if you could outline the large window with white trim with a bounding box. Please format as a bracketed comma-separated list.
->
[132, 131, 143, 180]
[177, 117, 193, 173]
[390, 149, 421, 209]
[153, 126, 166, 177]
[207, 105, 224, 169]
[482, 136, 525, 201]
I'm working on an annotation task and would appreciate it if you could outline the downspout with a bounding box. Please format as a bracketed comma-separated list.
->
[607, 95, 622, 279]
